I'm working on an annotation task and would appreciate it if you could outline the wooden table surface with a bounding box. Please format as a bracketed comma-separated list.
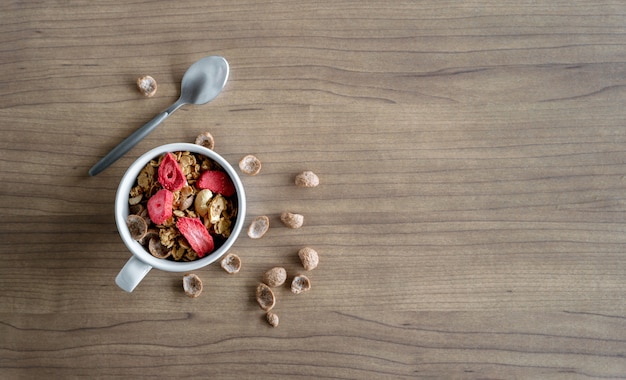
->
[2, 1, 625, 378]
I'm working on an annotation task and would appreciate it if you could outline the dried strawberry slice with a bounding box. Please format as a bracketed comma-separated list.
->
[197, 170, 235, 197]
[147, 189, 173, 225]
[158, 152, 186, 191]
[176, 217, 214, 257]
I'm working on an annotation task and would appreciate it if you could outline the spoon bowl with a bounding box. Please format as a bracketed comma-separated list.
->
[89, 56, 229, 176]
[181, 56, 229, 105]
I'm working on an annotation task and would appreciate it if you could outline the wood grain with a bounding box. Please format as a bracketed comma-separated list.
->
[1, 0, 625, 378]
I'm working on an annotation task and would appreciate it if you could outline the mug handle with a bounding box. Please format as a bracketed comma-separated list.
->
[115, 256, 152, 292]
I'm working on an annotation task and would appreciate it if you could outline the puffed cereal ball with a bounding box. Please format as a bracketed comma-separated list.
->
[248, 216, 270, 239]
[239, 154, 262, 176]
[295, 171, 319, 188]
[256, 283, 276, 311]
[263, 267, 287, 287]
[220, 253, 241, 274]
[291, 274, 311, 294]
[280, 212, 304, 229]
[136, 75, 157, 97]
[182, 273, 203, 298]
[194, 131, 215, 150]
[298, 247, 319, 271]
[126, 214, 148, 242]
[266, 312, 279, 328]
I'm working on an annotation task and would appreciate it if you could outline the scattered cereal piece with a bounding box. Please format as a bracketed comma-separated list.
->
[247, 216, 270, 239]
[238, 155, 262, 176]
[126, 214, 148, 241]
[295, 170, 319, 188]
[197, 170, 236, 197]
[263, 267, 287, 288]
[182, 273, 203, 298]
[147, 189, 174, 225]
[298, 247, 319, 271]
[291, 274, 311, 294]
[256, 283, 276, 311]
[280, 212, 304, 229]
[176, 217, 214, 257]
[194, 131, 215, 150]
[136, 75, 157, 97]
[220, 253, 241, 274]
[266, 312, 279, 327]
[158, 152, 186, 192]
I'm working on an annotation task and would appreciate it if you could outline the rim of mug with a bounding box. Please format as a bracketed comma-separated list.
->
[114, 143, 246, 272]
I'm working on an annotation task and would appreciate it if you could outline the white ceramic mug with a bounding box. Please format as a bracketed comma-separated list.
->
[114, 143, 246, 292]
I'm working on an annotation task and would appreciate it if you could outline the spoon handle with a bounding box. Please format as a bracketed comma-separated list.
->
[88, 111, 170, 176]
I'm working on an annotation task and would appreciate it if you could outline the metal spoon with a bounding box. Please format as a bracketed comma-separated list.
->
[88, 56, 229, 176]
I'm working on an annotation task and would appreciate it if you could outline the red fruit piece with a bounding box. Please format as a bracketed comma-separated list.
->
[158, 152, 186, 191]
[147, 189, 173, 225]
[176, 217, 215, 257]
[197, 170, 235, 197]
